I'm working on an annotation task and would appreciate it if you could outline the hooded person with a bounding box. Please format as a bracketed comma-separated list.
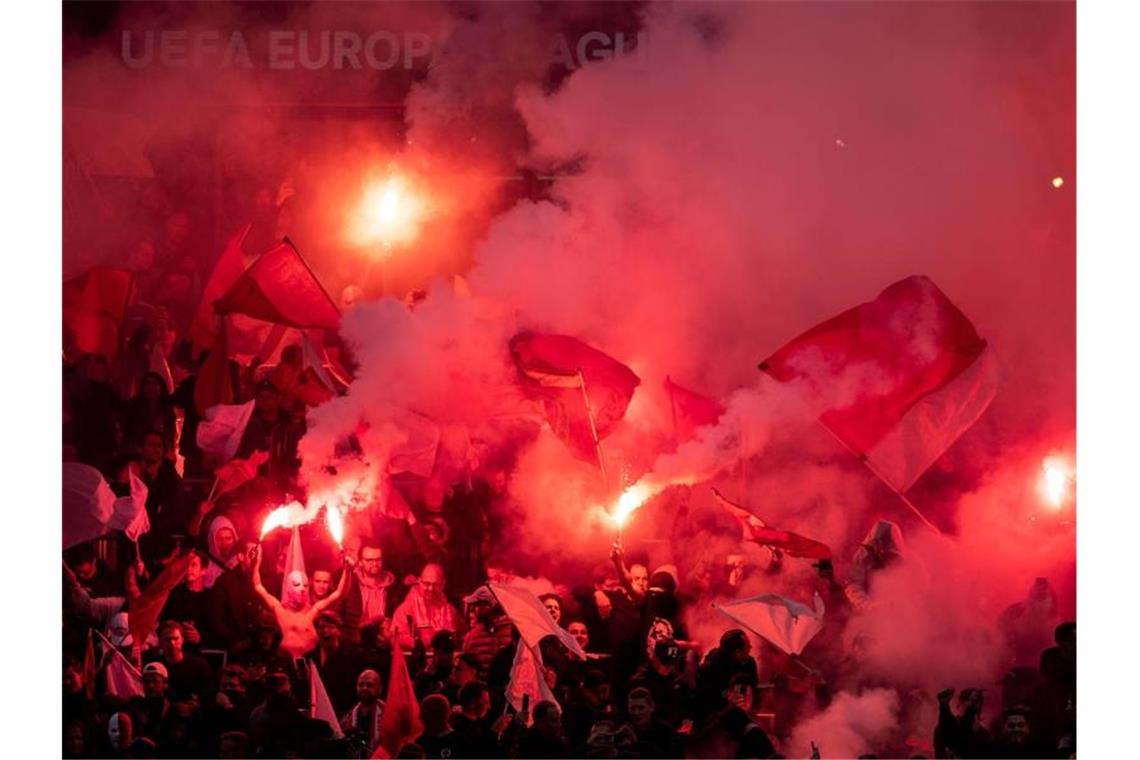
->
[844, 520, 905, 609]
[203, 515, 241, 589]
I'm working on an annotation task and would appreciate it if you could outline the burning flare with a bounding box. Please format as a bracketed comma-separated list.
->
[325, 505, 345, 549]
[611, 483, 655, 529]
[260, 506, 293, 540]
[347, 171, 425, 250]
[1040, 455, 1074, 508]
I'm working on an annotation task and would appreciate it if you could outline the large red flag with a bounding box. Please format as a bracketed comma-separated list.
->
[509, 332, 640, 464]
[712, 489, 832, 560]
[663, 376, 725, 442]
[217, 238, 340, 330]
[374, 646, 423, 758]
[128, 553, 193, 647]
[759, 276, 997, 492]
[63, 267, 134, 357]
[188, 224, 250, 351]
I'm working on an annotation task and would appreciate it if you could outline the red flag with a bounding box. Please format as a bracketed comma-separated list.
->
[375, 646, 423, 758]
[759, 276, 997, 492]
[194, 322, 235, 415]
[213, 451, 269, 498]
[63, 267, 134, 358]
[189, 224, 250, 351]
[713, 489, 832, 560]
[128, 553, 193, 647]
[218, 238, 340, 330]
[663, 376, 725, 442]
[509, 332, 640, 463]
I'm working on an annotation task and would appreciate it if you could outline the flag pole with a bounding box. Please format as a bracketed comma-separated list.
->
[814, 419, 942, 535]
[576, 369, 608, 488]
[93, 628, 144, 679]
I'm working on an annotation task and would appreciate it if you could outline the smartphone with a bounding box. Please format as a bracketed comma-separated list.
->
[522, 694, 530, 714]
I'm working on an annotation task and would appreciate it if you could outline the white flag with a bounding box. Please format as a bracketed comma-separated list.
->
[197, 400, 255, 460]
[489, 583, 586, 659]
[103, 650, 144, 698]
[109, 470, 150, 541]
[310, 661, 344, 737]
[63, 463, 117, 550]
[506, 639, 558, 722]
[715, 593, 826, 656]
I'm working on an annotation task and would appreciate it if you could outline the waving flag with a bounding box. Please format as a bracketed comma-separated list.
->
[760, 276, 997, 492]
[310, 661, 345, 738]
[506, 639, 558, 721]
[509, 332, 640, 464]
[218, 238, 340, 330]
[196, 400, 255, 461]
[102, 646, 144, 698]
[63, 267, 134, 358]
[712, 489, 831, 560]
[664, 376, 725, 442]
[109, 470, 151, 541]
[189, 224, 251, 350]
[63, 463, 118, 550]
[715, 593, 826, 656]
[128, 553, 194, 647]
[376, 646, 423, 758]
[490, 583, 586, 659]
[213, 451, 269, 498]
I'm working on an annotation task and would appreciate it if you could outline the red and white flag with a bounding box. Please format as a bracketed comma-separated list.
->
[760, 276, 997, 492]
[218, 238, 341, 330]
[490, 583, 586, 660]
[309, 661, 344, 738]
[197, 401, 255, 461]
[715, 593, 826, 656]
[506, 639, 558, 721]
[509, 332, 640, 465]
[712, 489, 831, 560]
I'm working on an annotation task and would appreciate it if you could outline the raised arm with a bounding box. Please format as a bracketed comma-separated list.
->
[250, 545, 285, 615]
[312, 557, 354, 616]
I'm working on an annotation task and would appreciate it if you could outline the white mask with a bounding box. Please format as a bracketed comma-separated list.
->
[284, 570, 309, 609]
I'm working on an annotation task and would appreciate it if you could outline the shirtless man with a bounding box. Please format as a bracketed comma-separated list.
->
[250, 545, 352, 657]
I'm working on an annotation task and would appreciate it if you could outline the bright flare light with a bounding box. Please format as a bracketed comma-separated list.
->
[612, 483, 655, 530]
[1040, 455, 1074, 509]
[1051, 176, 1064, 189]
[325, 505, 345, 549]
[348, 173, 425, 249]
[260, 506, 293, 540]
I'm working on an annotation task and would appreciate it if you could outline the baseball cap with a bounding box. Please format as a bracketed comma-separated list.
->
[142, 662, 169, 679]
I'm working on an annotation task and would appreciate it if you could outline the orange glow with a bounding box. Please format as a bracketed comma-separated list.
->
[347, 171, 425, 250]
[260, 506, 293, 539]
[1040, 455, 1074, 509]
[325, 505, 345, 548]
[611, 483, 655, 529]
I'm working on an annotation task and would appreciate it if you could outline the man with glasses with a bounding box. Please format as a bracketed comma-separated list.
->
[339, 542, 395, 644]
[391, 563, 463, 651]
